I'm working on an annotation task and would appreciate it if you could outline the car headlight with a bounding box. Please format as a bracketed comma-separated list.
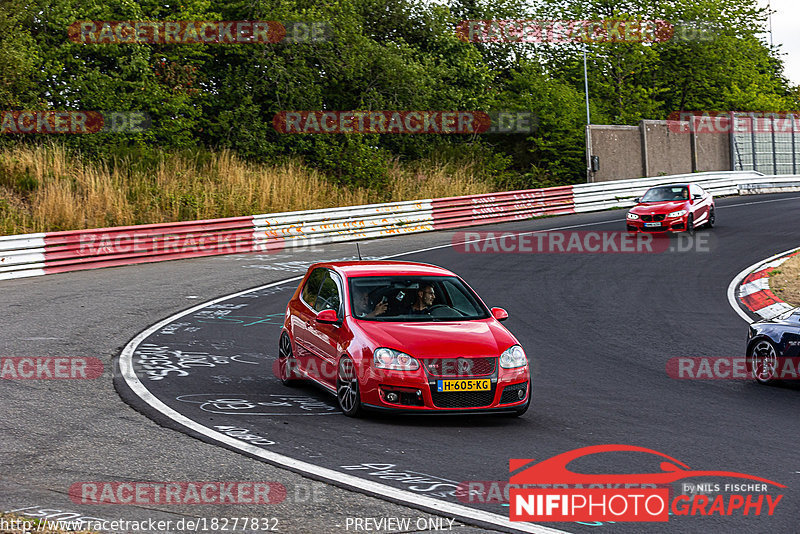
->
[667, 210, 687, 218]
[626, 212, 639, 220]
[499, 345, 527, 369]
[373, 348, 420, 371]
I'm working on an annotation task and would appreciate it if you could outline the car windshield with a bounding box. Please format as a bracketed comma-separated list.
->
[348, 275, 490, 322]
[640, 186, 689, 202]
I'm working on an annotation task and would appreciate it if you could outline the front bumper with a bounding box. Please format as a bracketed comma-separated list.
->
[360, 365, 530, 412]
[626, 216, 687, 232]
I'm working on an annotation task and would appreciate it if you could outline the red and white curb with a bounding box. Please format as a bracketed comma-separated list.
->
[728, 247, 800, 322]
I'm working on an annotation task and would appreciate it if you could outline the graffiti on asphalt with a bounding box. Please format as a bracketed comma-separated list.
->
[176, 394, 339, 416]
[134, 344, 261, 381]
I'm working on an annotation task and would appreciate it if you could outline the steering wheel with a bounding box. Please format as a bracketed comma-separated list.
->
[426, 304, 466, 317]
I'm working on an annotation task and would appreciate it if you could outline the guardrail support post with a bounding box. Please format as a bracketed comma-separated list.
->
[640, 120, 649, 177]
[771, 115, 778, 175]
[792, 114, 797, 175]
[750, 113, 758, 173]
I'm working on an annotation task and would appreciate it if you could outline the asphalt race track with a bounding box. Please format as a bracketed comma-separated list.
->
[4, 193, 800, 534]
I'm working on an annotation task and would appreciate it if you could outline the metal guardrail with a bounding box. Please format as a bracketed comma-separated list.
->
[737, 177, 800, 195]
[2, 170, 796, 281]
[572, 170, 764, 212]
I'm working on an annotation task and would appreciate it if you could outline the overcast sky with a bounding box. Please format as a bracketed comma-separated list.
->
[759, 0, 800, 85]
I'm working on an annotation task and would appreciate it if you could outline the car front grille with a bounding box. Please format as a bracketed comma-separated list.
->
[500, 382, 528, 404]
[640, 214, 665, 222]
[430, 389, 495, 408]
[422, 357, 496, 377]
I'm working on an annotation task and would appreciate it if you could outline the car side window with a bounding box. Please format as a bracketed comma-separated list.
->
[301, 268, 326, 308]
[314, 272, 342, 314]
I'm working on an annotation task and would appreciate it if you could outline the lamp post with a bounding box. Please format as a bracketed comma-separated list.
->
[583, 45, 591, 125]
[584, 43, 593, 182]
[768, 1, 774, 48]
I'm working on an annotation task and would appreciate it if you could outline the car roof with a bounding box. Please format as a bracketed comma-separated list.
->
[309, 260, 457, 278]
[647, 183, 690, 188]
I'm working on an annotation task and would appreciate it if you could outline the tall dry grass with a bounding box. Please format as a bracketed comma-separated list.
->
[0, 144, 496, 235]
[768, 254, 800, 306]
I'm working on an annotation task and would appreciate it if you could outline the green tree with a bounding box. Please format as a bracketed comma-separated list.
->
[0, 0, 43, 108]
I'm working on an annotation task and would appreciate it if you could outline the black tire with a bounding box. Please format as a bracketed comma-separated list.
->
[686, 213, 694, 233]
[706, 208, 715, 228]
[748, 339, 780, 385]
[278, 332, 300, 386]
[337, 356, 363, 417]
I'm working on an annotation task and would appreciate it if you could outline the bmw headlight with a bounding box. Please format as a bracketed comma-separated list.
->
[499, 345, 527, 369]
[626, 212, 639, 220]
[667, 209, 687, 218]
[373, 348, 420, 371]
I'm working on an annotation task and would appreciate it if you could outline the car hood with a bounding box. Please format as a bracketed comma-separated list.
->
[754, 309, 799, 326]
[629, 201, 688, 214]
[353, 319, 517, 358]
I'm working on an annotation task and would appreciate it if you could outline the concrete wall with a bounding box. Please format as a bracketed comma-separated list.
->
[588, 120, 730, 182]
[588, 125, 643, 182]
[641, 120, 692, 177]
[695, 132, 731, 172]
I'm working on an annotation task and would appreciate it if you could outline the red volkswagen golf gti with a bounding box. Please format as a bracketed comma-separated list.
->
[626, 183, 715, 232]
[278, 261, 530, 417]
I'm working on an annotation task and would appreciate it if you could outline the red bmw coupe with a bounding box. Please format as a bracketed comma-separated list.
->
[278, 261, 530, 417]
[626, 183, 715, 232]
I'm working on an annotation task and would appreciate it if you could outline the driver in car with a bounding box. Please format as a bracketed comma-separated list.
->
[354, 287, 388, 318]
[410, 284, 436, 315]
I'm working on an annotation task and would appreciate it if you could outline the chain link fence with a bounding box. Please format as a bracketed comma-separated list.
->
[731, 112, 800, 174]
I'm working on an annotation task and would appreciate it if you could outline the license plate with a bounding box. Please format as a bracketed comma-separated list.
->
[644, 222, 661, 227]
[436, 379, 491, 392]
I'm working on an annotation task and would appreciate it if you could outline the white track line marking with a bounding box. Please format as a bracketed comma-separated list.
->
[717, 194, 800, 209]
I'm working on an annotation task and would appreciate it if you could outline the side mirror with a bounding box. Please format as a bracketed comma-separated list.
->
[692, 194, 702, 200]
[633, 197, 640, 203]
[317, 309, 339, 324]
[491, 307, 509, 321]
